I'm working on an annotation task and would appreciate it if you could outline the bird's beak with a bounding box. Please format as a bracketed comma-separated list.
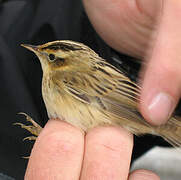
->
[21, 44, 39, 53]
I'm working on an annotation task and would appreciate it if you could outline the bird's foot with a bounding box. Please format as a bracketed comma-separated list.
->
[14, 112, 42, 141]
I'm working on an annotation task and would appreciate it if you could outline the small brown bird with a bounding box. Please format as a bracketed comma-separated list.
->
[18, 40, 181, 147]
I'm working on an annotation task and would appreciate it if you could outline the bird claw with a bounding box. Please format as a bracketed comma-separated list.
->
[15, 112, 43, 140]
[23, 136, 37, 141]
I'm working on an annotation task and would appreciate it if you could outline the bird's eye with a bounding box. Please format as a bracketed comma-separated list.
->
[49, 54, 55, 61]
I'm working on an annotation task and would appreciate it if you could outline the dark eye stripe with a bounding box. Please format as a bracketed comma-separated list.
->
[56, 57, 65, 62]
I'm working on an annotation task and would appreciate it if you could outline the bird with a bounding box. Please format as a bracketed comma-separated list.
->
[17, 40, 181, 147]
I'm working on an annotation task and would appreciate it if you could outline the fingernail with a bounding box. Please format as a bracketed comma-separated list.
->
[148, 92, 174, 124]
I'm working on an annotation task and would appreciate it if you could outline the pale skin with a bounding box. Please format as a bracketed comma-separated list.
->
[25, 0, 180, 179]
[25, 120, 160, 180]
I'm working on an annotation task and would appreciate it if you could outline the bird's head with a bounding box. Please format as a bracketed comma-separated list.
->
[21, 40, 99, 73]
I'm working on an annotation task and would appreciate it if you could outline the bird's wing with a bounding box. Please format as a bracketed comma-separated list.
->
[53, 61, 140, 110]
[52, 65, 150, 134]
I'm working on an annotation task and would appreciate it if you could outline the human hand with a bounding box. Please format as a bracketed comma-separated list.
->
[25, 119, 159, 179]
[83, 0, 181, 126]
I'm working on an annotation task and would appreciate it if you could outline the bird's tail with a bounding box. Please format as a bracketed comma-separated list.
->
[156, 116, 181, 147]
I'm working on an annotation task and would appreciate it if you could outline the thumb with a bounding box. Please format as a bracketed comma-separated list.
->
[140, 1, 181, 125]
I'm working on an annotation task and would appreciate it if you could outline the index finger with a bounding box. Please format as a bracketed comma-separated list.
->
[80, 126, 133, 180]
[25, 119, 84, 180]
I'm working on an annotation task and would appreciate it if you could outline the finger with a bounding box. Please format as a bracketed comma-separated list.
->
[140, 1, 181, 125]
[129, 169, 160, 180]
[80, 126, 133, 180]
[83, 0, 162, 58]
[25, 119, 84, 180]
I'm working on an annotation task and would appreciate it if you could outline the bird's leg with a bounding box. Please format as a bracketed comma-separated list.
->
[14, 112, 43, 141]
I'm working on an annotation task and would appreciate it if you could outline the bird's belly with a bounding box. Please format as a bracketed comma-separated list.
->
[42, 82, 113, 131]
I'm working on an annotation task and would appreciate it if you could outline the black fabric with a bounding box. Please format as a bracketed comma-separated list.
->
[0, 0, 170, 179]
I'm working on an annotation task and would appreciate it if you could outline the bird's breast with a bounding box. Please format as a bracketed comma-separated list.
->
[41, 74, 114, 131]
[42, 74, 68, 118]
